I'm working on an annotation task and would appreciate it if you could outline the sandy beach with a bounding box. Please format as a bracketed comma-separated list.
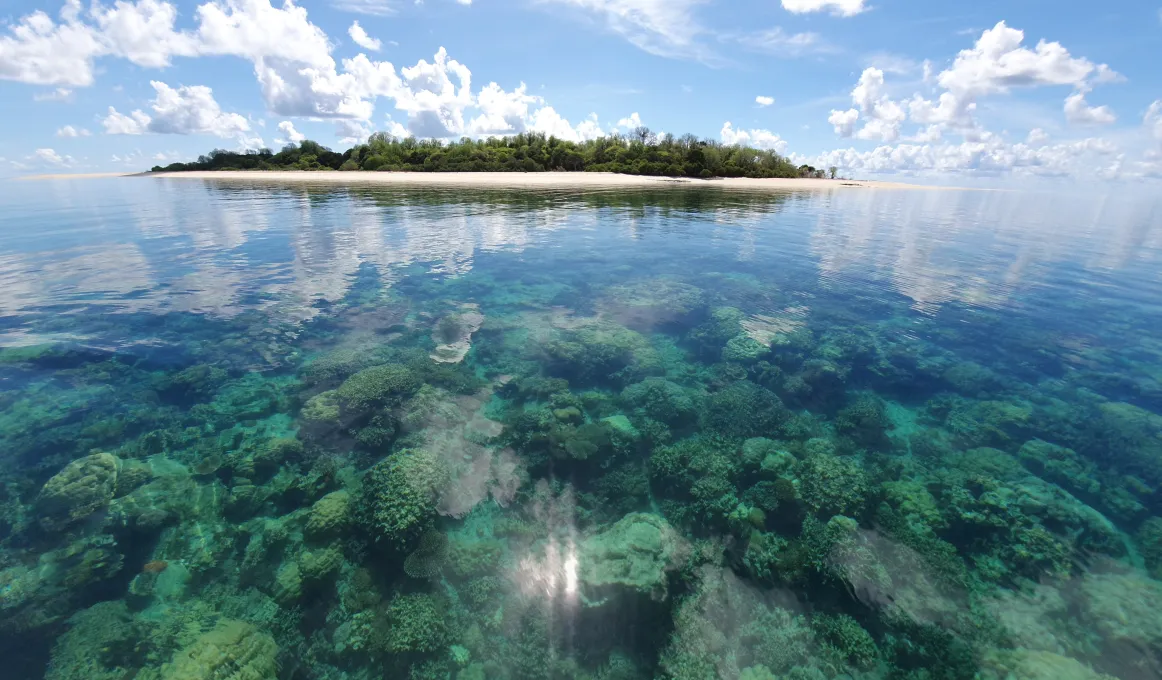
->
[132, 170, 946, 190]
[12, 170, 958, 190]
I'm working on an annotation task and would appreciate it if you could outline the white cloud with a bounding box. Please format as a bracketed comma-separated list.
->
[528, 109, 604, 142]
[469, 81, 541, 135]
[1147, 100, 1162, 141]
[1064, 91, 1116, 125]
[332, 0, 399, 15]
[733, 27, 822, 56]
[720, 122, 788, 153]
[828, 67, 906, 142]
[865, 52, 920, 76]
[755, 95, 774, 107]
[102, 107, 151, 134]
[616, 112, 643, 129]
[536, 0, 711, 61]
[348, 20, 381, 51]
[34, 87, 73, 101]
[102, 80, 251, 138]
[1026, 128, 1049, 145]
[781, 0, 866, 17]
[906, 124, 943, 143]
[940, 22, 1107, 96]
[801, 135, 1122, 179]
[56, 125, 91, 137]
[336, 119, 372, 145]
[278, 120, 305, 143]
[828, 108, 859, 137]
[33, 148, 73, 166]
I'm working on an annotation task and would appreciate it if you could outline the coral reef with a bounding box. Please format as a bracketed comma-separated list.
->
[5, 189, 1162, 680]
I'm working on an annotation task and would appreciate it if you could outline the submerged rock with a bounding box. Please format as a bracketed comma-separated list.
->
[431, 304, 486, 364]
[579, 512, 686, 602]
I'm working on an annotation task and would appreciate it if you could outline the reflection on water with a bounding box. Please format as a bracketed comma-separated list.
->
[1, 178, 1161, 679]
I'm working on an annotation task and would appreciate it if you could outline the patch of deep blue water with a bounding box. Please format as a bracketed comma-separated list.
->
[1, 177, 1161, 680]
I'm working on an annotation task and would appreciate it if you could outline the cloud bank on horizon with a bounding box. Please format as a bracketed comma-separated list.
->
[1, 0, 1159, 182]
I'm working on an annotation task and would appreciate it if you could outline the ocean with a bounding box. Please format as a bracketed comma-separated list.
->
[1, 177, 1161, 680]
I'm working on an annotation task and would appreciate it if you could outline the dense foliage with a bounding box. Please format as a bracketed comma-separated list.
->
[150, 130, 824, 178]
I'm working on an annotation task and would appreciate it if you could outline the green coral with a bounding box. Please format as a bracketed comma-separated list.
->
[834, 393, 891, 450]
[811, 613, 879, 670]
[36, 452, 122, 532]
[796, 451, 869, 518]
[701, 381, 788, 439]
[363, 448, 449, 547]
[1137, 517, 1162, 579]
[300, 390, 340, 423]
[620, 377, 697, 426]
[723, 334, 769, 363]
[404, 530, 449, 579]
[383, 592, 449, 654]
[336, 364, 421, 412]
[305, 490, 351, 539]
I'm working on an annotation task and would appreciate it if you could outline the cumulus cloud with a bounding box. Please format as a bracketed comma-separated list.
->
[102, 80, 251, 138]
[781, 0, 866, 17]
[277, 120, 305, 143]
[56, 125, 91, 137]
[33, 148, 74, 166]
[616, 112, 643, 130]
[348, 20, 381, 51]
[0, 1, 658, 144]
[102, 107, 151, 134]
[800, 135, 1121, 179]
[1064, 91, 1116, 125]
[755, 95, 774, 107]
[828, 67, 906, 142]
[807, 22, 1155, 180]
[720, 122, 788, 153]
[905, 21, 1117, 130]
[336, 119, 373, 145]
[469, 81, 540, 135]
[529, 109, 605, 142]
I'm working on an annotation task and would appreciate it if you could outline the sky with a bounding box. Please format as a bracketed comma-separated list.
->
[1, 0, 1161, 183]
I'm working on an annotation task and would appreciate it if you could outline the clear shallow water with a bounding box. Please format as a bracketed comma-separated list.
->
[2, 178, 1162, 679]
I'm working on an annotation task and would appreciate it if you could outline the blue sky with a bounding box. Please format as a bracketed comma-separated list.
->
[1, 0, 1160, 181]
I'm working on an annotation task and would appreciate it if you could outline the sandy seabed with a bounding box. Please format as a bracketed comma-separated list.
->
[14, 170, 954, 191]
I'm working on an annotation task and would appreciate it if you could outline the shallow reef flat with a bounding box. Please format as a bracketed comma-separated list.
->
[0, 183, 1160, 680]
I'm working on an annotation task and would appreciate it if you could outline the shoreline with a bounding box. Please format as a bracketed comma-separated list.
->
[145, 170, 948, 190]
[19, 170, 957, 191]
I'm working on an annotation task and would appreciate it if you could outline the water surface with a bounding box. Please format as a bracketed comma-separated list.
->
[1, 178, 1161, 680]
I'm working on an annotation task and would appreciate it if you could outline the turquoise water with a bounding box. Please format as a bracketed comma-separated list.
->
[2, 178, 1162, 680]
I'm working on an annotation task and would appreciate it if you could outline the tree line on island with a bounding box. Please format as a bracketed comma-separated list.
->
[151, 128, 840, 180]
